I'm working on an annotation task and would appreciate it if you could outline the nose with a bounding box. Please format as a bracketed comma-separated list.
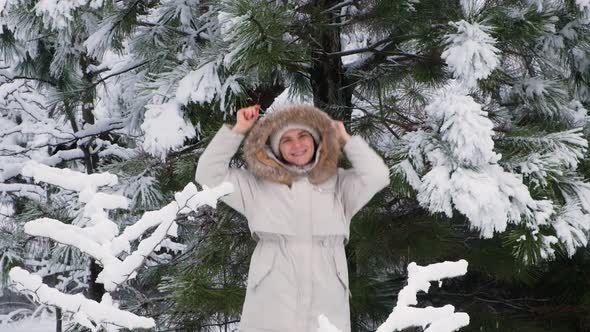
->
[292, 138, 304, 149]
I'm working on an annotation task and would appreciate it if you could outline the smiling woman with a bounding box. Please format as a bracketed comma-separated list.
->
[195, 104, 390, 332]
[278, 129, 316, 166]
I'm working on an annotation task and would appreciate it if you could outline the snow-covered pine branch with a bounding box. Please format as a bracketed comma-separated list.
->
[9, 160, 234, 330]
[0, 72, 134, 183]
[511, 78, 569, 121]
[9, 267, 154, 331]
[318, 260, 470, 332]
[0, 183, 45, 201]
[140, 59, 242, 160]
[441, 20, 500, 89]
[17, 160, 233, 290]
[391, 85, 572, 261]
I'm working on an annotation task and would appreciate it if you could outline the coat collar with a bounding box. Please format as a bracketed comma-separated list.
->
[243, 105, 342, 185]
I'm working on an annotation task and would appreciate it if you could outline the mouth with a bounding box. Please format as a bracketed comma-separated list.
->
[290, 150, 307, 157]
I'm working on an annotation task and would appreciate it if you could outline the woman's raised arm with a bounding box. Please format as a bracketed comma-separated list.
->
[195, 106, 260, 216]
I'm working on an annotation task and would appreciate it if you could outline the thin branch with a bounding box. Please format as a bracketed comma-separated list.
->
[326, 36, 396, 57]
[321, 0, 353, 14]
[91, 60, 151, 87]
[137, 21, 191, 37]
[1, 75, 55, 86]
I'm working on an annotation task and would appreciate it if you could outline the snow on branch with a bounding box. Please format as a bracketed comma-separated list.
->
[441, 20, 500, 88]
[10, 160, 234, 330]
[140, 102, 196, 160]
[318, 260, 470, 332]
[99, 182, 232, 290]
[0, 117, 124, 148]
[140, 57, 243, 160]
[74, 118, 126, 146]
[21, 160, 118, 192]
[0, 183, 45, 201]
[9, 267, 155, 331]
[18, 161, 234, 291]
[393, 86, 555, 241]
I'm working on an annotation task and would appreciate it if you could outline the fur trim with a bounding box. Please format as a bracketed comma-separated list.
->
[243, 105, 341, 185]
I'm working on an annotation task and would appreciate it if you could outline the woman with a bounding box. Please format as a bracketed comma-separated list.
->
[195, 104, 390, 332]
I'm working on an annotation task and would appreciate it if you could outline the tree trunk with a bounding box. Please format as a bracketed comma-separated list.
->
[55, 307, 62, 332]
[308, 0, 353, 120]
[79, 54, 106, 302]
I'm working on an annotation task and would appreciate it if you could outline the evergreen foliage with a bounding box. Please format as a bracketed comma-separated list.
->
[1, 0, 590, 331]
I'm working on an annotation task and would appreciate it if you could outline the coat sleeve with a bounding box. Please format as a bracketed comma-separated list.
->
[337, 136, 390, 221]
[195, 124, 257, 216]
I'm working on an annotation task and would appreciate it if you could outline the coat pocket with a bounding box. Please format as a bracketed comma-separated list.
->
[248, 243, 277, 290]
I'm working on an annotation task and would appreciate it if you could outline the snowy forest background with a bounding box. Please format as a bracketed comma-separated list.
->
[1, 0, 590, 331]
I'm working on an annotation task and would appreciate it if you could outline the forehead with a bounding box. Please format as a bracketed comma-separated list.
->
[280, 128, 310, 140]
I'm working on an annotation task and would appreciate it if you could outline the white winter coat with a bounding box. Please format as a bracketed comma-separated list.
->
[195, 105, 390, 332]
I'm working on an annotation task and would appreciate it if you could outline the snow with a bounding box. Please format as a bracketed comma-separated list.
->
[340, 26, 372, 66]
[512, 78, 570, 119]
[318, 260, 470, 332]
[140, 101, 197, 160]
[507, 128, 587, 176]
[0, 183, 45, 201]
[578, 0, 590, 10]
[76, 119, 126, 144]
[268, 86, 314, 112]
[396, 86, 557, 239]
[176, 61, 222, 105]
[34, 0, 104, 30]
[396, 160, 423, 189]
[9, 267, 154, 331]
[376, 260, 469, 332]
[0, 315, 56, 332]
[576, 0, 590, 23]
[21, 161, 118, 192]
[25, 217, 119, 265]
[553, 204, 590, 256]
[10, 160, 234, 330]
[84, 16, 117, 59]
[19, 162, 233, 291]
[563, 100, 589, 127]
[424, 85, 498, 166]
[449, 165, 552, 237]
[518, 78, 564, 99]
[441, 21, 500, 88]
[460, 0, 486, 17]
[417, 165, 454, 217]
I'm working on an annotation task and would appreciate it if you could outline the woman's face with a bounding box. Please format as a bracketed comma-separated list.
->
[278, 129, 315, 166]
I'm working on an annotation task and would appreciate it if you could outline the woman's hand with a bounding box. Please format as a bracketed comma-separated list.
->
[333, 120, 351, 145]
[233, 105, 260, 134]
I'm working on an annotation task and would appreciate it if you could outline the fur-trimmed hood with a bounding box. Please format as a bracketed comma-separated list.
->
[243, 105, 342, 185]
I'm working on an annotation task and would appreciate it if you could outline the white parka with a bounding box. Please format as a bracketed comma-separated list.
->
[195, 105, 390, 332]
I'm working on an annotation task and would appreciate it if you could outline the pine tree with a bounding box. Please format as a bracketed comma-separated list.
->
[2, 0, 590, 331]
